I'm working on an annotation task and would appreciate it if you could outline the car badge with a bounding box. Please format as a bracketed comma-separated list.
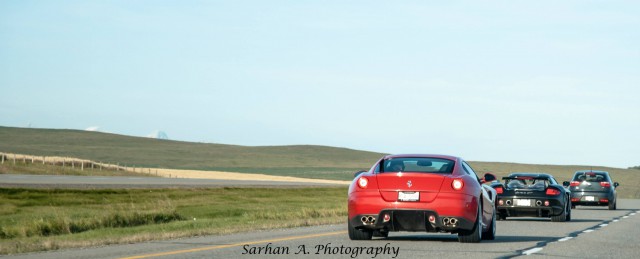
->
[407, 180, 412, 188]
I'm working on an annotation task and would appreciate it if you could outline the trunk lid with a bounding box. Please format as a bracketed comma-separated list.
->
[376, 172, 446, 202]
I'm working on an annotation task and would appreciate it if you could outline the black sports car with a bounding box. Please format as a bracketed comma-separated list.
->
[565, 170, 619, 210]
[491, 173, 571, 222]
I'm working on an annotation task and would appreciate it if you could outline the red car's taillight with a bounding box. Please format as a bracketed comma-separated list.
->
[546, 188, 561, 196]
[600, 181, 611, 188]
[494, 186, 504, 194]
[569, 181, 580, 187]
[452, 179, 464, 190]
[357, 177, 368, 188]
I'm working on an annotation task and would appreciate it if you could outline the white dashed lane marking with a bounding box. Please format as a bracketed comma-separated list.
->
[522, 247, 543, 255]
[583, 229, 594, 233]
[557, 237, 573, 242]
[599, 224, 608, 227]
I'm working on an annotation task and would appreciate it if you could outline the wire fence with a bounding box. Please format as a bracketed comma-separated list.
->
[0, 152, 159, 175]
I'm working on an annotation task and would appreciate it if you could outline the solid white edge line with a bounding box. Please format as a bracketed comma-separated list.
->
[523, 247, 543, 255]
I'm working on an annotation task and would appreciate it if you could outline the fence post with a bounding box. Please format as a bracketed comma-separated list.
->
[13, 154, 16, 165]
[1, 153, 4, 164]
[81, 161, 84, 171]
[42, 156, 46, 165]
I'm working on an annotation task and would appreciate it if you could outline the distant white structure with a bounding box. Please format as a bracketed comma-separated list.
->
[147, 130, 169, 140]
[85, 126, 100, 131]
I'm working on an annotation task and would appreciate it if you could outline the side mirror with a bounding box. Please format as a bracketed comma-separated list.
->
[354, 170, 367, 178]
[482, 173, 497, 183]
[562, 181, 570, 187]
[614, 182, 619, 187]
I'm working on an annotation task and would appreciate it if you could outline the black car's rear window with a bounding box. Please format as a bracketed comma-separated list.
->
[505, 177, 549, 189]
[380, 157, 455, 173]
[573, 172, 607, 182]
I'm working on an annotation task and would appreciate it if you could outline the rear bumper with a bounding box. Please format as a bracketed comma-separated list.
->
[350, 209, 474, 233]
[570, 191, 613, 206]
[348, 191, 478, 233]
[496, 196, 565, 217]
[497, 205, 564, 217]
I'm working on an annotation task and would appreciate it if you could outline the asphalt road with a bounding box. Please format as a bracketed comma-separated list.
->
[5, 199, 639, 259]
[0, 174, 343, 188]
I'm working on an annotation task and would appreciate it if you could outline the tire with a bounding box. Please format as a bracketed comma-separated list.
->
[608, 198, 616, 210]
[565, 198, 571, 221]
[482, 208, 496, 240]
[551, 196, 568, 222]
[497, 213, 507, 221]
[348, 219, 372, 240]
[458, 204, 482, 243]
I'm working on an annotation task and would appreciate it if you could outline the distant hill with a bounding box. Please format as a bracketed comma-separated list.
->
[0, 126, 386, 180]
[1, 126, 638, 198]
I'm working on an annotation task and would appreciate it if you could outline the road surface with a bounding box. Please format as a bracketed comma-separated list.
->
[5, 199, 639, 259]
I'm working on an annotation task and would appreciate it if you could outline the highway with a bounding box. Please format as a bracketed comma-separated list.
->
[5, 199, 639, 259]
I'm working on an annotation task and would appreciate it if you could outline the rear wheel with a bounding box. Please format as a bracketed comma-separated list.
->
[497, 213, 507, 221]
[565, 198, 571, 221]
[482, 208, 496, 240]
[608, 198, 616, 210]
[348, 219, 372, 240]
[551, 196, 568, 222]
[458, 204, 482, 243]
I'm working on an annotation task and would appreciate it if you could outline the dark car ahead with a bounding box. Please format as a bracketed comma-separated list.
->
[491, 173, 571, 222]
[566, 170, 619, 210]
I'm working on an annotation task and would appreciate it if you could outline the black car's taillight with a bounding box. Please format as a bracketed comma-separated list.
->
[546, 188, 561, 196]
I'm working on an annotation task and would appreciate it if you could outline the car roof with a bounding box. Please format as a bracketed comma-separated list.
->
[383, 154, 460, 161]
[507, 172, 553, 178]
[575, 170, 609, 174]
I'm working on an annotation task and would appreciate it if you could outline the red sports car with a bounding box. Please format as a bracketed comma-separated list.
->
[348, 154, 497, 242]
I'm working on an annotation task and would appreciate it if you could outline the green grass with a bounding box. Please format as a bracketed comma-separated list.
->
[0, 187, 347, 255]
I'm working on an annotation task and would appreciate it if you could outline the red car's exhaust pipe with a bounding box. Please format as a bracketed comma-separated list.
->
[360, 216, 376, 225]
[442, 217, 458, 227]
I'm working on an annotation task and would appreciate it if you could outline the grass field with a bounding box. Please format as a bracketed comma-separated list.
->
[0, 187, 347, 255]
[0, 161, 155, 177]
[0, 126, 384, 180]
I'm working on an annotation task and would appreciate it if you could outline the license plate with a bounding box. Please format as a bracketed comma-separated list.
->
[515, 199, 531, 206]
[585, 196, 595, 201]
[398, 192, 419, 201]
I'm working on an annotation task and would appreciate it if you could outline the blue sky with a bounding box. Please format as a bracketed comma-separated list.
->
[1, 1, 639, 168]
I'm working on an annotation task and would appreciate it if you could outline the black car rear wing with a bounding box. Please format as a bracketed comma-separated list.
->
[501, 176, 550, 180]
